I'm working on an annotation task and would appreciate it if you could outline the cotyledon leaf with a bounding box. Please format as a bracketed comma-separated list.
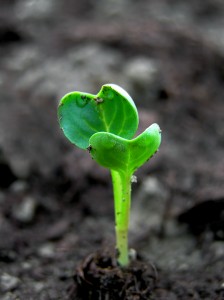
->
[89, 123, 162, 175]
[58, 84, 139, 149]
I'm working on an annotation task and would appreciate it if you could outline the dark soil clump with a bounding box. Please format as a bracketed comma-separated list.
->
[70, 249, 157, 300]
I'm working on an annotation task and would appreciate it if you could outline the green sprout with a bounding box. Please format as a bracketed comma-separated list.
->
[58, 84, 161, 267]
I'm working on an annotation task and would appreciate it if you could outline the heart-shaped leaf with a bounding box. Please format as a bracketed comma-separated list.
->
[58, 84, 139, 149]
[89, 123, 161, 175]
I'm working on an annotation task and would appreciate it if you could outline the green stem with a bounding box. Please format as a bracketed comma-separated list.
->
[111, 170, 132, 266]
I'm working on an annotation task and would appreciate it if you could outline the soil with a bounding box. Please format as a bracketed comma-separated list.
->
[70, 249, 157, 300]
[0, 1, 224, 299]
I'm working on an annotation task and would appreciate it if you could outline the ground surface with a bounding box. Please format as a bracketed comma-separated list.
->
[0, 1, 224, 299]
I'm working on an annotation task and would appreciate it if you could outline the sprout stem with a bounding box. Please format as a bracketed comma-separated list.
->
[111, 170, 132, 267]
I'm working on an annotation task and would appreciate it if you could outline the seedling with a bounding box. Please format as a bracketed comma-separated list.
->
[58, 84, 161, 267]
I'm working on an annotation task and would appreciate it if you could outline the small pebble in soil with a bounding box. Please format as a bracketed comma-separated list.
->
[15, 0, 55, 20]
[21, 261, 32, 270]
[33, 281, 45, 292]
[210, 241, 224, 258]
[12, 196, 37, 223]
[125, 57, 159, 87]
[9, 156, 32, 179]
[9, 180, 28, 193]
[141, 176, 168, 201]
[0, 273, 20, 292]
[123, 57, 161, 104]
[37, 243, 55, 258]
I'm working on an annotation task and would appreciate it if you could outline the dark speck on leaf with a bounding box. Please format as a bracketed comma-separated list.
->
[87, 145, 92, 153]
